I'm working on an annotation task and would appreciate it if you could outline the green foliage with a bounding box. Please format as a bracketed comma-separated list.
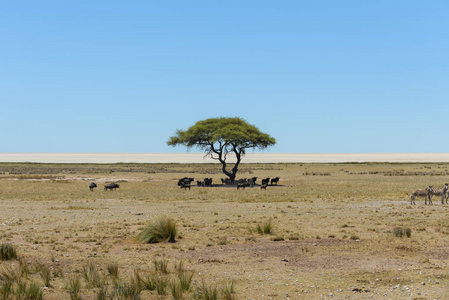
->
[168, 117, 276, 151]
[168, 117, 276, 179]
[0, 243, 17, 261]
[137, 216, 177, 244]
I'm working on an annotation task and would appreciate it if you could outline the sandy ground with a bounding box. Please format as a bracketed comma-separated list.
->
[1, 152, 449, 163]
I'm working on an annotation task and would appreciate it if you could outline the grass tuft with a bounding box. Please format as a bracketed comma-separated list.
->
[256, 218, 273, 235]
[107, 263, 119, 280]
[221, 280, 236, 300]
[137, 216, 177, 243]
[82, 261, 103, 288]
[153, 258, 169, 274]
[65, 276, 82, 300]
[0, 243, 17, 261]
[394, 227, 412, 238]
[194, 280, 218, 300]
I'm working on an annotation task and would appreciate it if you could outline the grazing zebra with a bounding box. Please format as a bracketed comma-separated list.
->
[429, 183, 449, 204]
[410, 186, 432, 205]
[89, 182, 97, 191]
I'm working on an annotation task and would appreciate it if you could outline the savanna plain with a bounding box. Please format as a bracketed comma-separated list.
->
[1, 162, 449, 299]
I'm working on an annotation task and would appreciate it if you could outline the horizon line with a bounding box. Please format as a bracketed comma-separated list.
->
[1, 152, 449, 164]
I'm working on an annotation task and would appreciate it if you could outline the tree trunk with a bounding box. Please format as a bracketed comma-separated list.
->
[219, 159, 239, 183]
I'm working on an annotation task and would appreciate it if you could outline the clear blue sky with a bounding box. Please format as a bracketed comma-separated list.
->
[1, 1, 448, 153]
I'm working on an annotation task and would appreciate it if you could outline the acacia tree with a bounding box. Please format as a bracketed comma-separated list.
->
[167, 117, 276, 182]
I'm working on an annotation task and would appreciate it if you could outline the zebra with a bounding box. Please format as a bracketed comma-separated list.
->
[410, 186, 432, 205]
[260, 183, 268, 190]
[429, 183, 449, 204]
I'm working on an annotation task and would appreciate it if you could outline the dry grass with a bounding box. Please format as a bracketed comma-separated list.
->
[1, 162, 449, 298]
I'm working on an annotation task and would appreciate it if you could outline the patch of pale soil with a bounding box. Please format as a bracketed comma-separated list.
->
[174, 239, 419, 273]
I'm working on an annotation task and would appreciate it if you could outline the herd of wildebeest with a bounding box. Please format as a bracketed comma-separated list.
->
[411, 183, 449, 205]
[87, 177, 280, 192]
[176, 176, 280, 190]
[88, 178, 449, 207]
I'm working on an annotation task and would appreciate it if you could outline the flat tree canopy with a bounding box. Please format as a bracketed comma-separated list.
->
[167, 117, 276, 182]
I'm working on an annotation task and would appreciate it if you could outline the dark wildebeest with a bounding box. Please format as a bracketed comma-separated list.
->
[204, 178, 213, 186]
[221, 178, 233, 185]
[180, 182, 191, 190]
[178, 177, 194, 186]
[261, 178, 270, 186]
[260, 183, 268, 190]
[89, 182, 97, 191]
[271, 177, 280, 185]
[237, 182, 250, 190]
[104, 183, 120, 191]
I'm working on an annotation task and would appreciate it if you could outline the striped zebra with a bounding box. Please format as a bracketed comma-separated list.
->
[410, 186, 432, 205]
[429, 183, 449, 204]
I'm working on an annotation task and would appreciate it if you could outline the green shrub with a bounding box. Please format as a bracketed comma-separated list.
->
[137, 216, 177, 243]
[0, 243, 17, 261]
